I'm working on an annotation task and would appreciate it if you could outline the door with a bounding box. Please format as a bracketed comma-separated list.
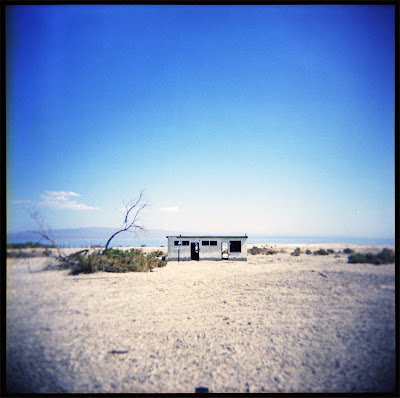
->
[191, 242, 199, 260]
[221, 242, 229, 260]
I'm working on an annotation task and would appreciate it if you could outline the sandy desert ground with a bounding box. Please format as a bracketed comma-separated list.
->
[6, 244, 396, 393]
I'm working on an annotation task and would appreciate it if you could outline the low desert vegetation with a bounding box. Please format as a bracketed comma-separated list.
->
[7, 242, 54, 249]
[313, 248, 330, 256]
[7, 242, 54, 258]
[343, 248, 355, 254]
[249, 246, 262, 255]
[248, 246, 279, 255]
[347, 248, 395, 265]
[59, 248, 166, 275]
[291, 247, 302, 256]
[19, 191, 168, 275]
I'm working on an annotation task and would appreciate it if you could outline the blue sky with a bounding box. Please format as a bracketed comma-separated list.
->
[6, 4, 395, 238]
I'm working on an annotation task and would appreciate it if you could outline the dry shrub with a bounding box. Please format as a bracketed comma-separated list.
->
[68, 248, 166, 275]
[313, 249, 329, 256]
[348, 248, 395, 265]
[249, 246, 262, 255]
[248, 246, 279, 255]
[291, 247, 302, 256]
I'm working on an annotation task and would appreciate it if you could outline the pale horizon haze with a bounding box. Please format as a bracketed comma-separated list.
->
[6, 4, 395, 239]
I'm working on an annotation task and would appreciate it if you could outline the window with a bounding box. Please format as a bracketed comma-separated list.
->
[230, 241, 241, 252]
[210, 241, 217, 246]
[174, 241, 181, 246]
[182, 241, 189, 246]
[202, 241, 210, 246]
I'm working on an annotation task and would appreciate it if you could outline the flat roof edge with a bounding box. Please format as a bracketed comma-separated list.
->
[166, 236, 248, 238]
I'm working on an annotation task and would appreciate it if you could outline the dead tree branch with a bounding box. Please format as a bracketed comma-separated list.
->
[29, 211, 90, 270]
[29, 210, 66, 260]
[103, 191, 148, 253]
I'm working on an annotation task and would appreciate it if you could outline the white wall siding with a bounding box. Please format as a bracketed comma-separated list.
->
[167, 236, 247, 261]
[167, 237, 191, 261]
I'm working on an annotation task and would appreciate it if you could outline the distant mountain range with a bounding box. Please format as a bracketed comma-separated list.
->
[7, 227, 251, 244]
[7, 227, 192, 242]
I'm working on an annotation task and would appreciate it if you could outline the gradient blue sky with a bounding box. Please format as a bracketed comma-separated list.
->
[6, 4, 395, 237]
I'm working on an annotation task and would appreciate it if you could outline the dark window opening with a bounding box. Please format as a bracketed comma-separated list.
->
[202, 241, 210, 246]
[210, 241, 217, 246]
[174, 241, 181, 246]
[230, 241, 241, 252]
[182, 241, 189, 246]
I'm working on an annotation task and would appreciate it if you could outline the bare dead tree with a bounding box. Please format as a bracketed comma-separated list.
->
[103, 191, 148, 253]
[29, 210, 90, 270]
[29, 210, 66, 261]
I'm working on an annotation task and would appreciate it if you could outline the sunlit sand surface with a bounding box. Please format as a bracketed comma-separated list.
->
[6, 244, 395, 393]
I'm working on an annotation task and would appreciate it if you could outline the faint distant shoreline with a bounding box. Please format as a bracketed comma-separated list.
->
[6, 228, 395, 248]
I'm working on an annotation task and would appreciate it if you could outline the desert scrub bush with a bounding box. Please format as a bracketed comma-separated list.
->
[291, 247, 302, 256]
[69, 248, 166, 275]
[305, 249, 312, 255]
[376, 248, 395, 264]
[249, 246, 262, 255]
[313, 249, 329, 256]
[348, 248, 395, 265]
[348, 252, 374, 264]
[248, 246, 278, 255]
[343, 248, 355, 254]
[327, 249, 335, 254]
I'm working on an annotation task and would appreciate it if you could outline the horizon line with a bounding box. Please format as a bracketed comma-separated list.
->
[7, 226, 394, 241]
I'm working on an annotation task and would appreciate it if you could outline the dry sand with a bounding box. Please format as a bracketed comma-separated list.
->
[6, 244, 396, 393]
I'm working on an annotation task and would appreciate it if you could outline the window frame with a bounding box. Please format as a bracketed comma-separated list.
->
[230, 240, 242, 252]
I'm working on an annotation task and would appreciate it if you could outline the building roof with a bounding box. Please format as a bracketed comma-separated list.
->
[166, 235, 248, 239]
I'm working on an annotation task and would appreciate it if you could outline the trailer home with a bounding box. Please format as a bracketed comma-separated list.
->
[166, 235, 248, 261]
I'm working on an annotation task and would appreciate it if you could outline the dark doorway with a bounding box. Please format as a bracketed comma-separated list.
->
[191, 242, 199, 260]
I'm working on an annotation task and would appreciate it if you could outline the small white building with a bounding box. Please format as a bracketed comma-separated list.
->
[166, 235, 248, 261]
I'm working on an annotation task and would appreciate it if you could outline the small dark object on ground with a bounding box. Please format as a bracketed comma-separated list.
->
[305, 249, 312, 255]
[109, 350, 129, 354]
[343, 248, 355, 254]
[195, 387, 209, 393]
